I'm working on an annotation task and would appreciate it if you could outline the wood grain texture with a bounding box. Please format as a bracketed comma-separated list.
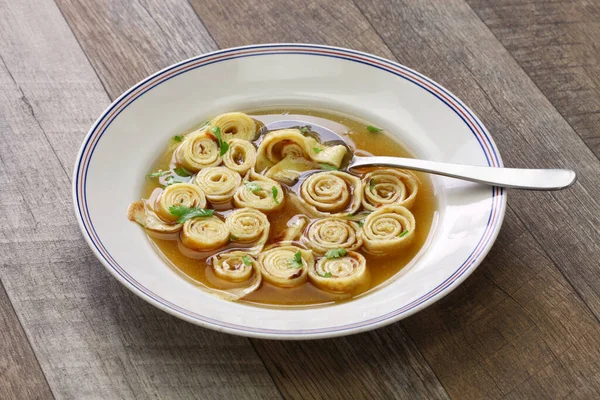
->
[188, 0, 396, 59]
[0, 0, 280, 398]
[56, 0, 218, 99]
[2, 0, 600, 399]
[56, 0, 450, 398]
[0, 281, 54, 400]
[467, 0, 600, 158]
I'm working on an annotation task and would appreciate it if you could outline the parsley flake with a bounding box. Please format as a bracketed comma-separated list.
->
[323, 272, 332, 278]
[319, 163, 338, 171]
[313, 147, 323, 153]
[300, 125, 312, 134]
[398, 229, 409, 238]
[168, 205, 214, 223]
[244, 181, 262, 193]
[369, 178, 376, 192]
[271, 186, 280, 204]
[173, 166, 192, 177]
[211, 126, 230, 156]
[242, 255, 252, 266]
[289, 251, 303, 268]
[165, 175, 187, 186]
[147, 170, 169, 178]
[367, 125, 383, 133]
[324, 248, 347, 259]
[172, 135, 184, 142]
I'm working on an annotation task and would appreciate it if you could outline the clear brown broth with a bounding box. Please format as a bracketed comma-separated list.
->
[142, 108, 438, 308]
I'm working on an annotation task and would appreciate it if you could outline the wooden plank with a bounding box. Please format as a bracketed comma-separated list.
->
[467, 0, 600, 158]
[55, 0, 218, 98]
[189, 0, 396, 59]
[56, 0, 452, 399]
[0, 0, 281, 398]
[0, 281, 54, 400]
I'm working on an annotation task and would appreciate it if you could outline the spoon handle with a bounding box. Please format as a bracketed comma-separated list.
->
[350, 156, 576, 190]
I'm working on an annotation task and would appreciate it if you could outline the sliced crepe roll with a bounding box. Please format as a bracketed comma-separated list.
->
[225, 207, 270, 249]
[309, 251, 368, 293]
[302, 217, 362, 255]
[181, 216, 230, 251]
[154, 183, 207, 222]
[258, 245, 313, 288]
[194, 166, 241, 206]
[233, 169, 285, 213]
[208, 112, 257, 141]
[298, 171, 362, 217]
[222, 138, 257, 175]
[362, 169, 419, 211]
[127, 200, 182, 233]
[256, 128, 347, 182]
[175, 129, 222, 172]
[361, 205, 416, 254]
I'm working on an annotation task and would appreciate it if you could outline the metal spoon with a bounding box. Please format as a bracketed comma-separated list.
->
[264, 120, 576, 190]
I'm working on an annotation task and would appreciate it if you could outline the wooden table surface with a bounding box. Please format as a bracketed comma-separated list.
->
[2, 0, 600, 398]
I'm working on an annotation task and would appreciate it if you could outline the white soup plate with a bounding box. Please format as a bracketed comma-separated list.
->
[73, 44, 506, 340]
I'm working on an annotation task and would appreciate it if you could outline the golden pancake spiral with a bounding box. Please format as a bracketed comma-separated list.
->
[258, 245, 313, 288]
[208, 112, 257, 141]
[309, 251, 368, 293]
[298, 171, 362, 217]
[361, 205, 416, 254]
[154, 183, 206, 222]
[181, 216, 230, 251]
[233, 170, 285, 213]
[194, 166, 241, 206]
[362, 169, 418, 211]
[225, 208, 270, 248]
[175, 129, 222, 172]
[222, 138, 257, 175]
[302, 217, 362, 255]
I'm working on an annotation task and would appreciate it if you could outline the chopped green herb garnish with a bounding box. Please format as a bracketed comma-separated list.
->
[323, 272, 332, 278]
[271, 186, 280, 204]
[201, 120, 211, 127]
[244, 181, 262, 193]
[172, 135, 184, 142]
[398, 230, 409, 238]
[147, 170, 170, 178]
[211, 126, 229, 156]
[173, 166, 192, 177]
[319, 163, 338, 171]
[242, 255, 252, 266]
[165, 175, 187, 186]
[367, 125, 383, 133]
[358, 221, 364, 228]
[313, 147, 323, 153]
[289, 251, 303, 268]
[300, 125, 312, 134]
[168, 205, 214, 223]
[369, 179, 376, 192]
[324, 248, 347, 259]
[230, 234, 238, 241]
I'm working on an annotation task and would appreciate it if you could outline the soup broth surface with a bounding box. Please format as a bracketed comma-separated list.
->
[141, 108, 437, 308]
